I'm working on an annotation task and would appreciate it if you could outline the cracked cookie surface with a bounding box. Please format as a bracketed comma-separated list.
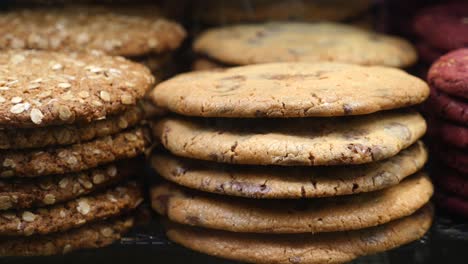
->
[0, 127, 149, 177]
[165, 205, 432, 264]
[152, 62, 428, 118]
[0, 216, 134, 256]
[152, 110, 426, 166]
[0, 159, 140, 210]
[151, 142, 427, 198]
[0, 181, 142, 236]
[152, 173, 432, 234]
[0, 50, 154, 128]
[193, 22, 416, 68]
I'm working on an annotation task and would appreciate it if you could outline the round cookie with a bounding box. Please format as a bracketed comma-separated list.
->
[439, 121, 468, 149]
[192, 57, 226, 71]
[152, 63, 428, 118]
[436, 193, 468, 218]
[0, 106, 144, 150]
[438, 145, 468, 174]
[0, 181, 142, 236]
[0, 159, 140, 210]
[196, 0, 372, 25]
[0, 50, 154, 128]
[193, 23, 417, 68]
[153, 110, 426, 166]
[428, 86, 468, 125]
[0, 216, 134, 256]
[0, 6, 186, 57]
[428, 48, 468, 99]
[165, 205, 433, 264]
[413, 3, 468, 51]
[0, 127, 149, 178]
[435, 168, 468, 198]
[152, 173, 433, 234]
[151, 142, 427, 199]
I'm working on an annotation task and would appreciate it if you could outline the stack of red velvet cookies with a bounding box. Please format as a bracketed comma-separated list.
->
[427, 48, 468, 218]
[413, 2, 468, 65]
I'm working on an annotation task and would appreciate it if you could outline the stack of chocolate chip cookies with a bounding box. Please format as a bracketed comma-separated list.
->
[426, 48, 468, 218]
[192, 22, 417, 71]
[0, 50, 153, 256]
[413, 2, 468, 65]
[149, 62, 433, 263]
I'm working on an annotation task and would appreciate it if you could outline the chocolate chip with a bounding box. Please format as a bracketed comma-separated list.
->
[185, 215, 201, 225]
[343, 104, 353, 115]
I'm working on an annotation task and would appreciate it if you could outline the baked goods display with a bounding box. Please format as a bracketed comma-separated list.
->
[149, 62, 432, 263]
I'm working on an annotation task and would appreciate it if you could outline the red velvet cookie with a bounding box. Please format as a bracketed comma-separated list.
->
[428, 86, 468, 125]
[438, 145, 468, 174]
[439, 120, 468, 149]
[436, 192, 468, 218]
[435, 168, 468, 198]
[428, 49, 468, 99]
[413, 3, 468, 51]
[416, 42, 444, 65]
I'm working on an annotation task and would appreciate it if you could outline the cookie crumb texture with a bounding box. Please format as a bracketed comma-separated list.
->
[153, 111, 426, 166]
[151, 173, 432, 234]
[0, 127, 149, 177]
[152, 62, 428, 118]
[0, 216, 134, 256]
[165, 206, 432, 264]
[0, 50, 154, 128]
[0, 160, 137, 210]
[0, 181, 142, 236]
[193, 22, 417, 68]
[0, 106, 144, 150]
[151, 141, 427, 199]
[0, 6, 187, 57]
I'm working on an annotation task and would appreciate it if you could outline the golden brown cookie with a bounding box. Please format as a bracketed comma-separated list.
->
[152, 63, 428, 118]
[0, 181, 142, 236]
[0, 50, 154, 128]
[193, 23, 417, 68]
[0, 106, 144, 150]
[152, 110, 426, 166]
[151, 141, 427, 198]
[0, 5, 186, 57]
[0, 159, 140, 210]
[0, 216, 134, 256]
[165, 205, 432, 264]
[0, 127, 149, 178]
[151, 173, 432, 234]
[196, 0, 372, 25]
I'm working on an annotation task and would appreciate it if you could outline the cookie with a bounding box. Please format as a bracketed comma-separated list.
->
[0, 216, 134, 256]
[152, 63, 428, 118]
[153, 110, 426, 166]
[0, 127, 149, 178]
[0, 106, 144, 150]
[165, 205, 433, 264]
[428, 48, 468, 99]
[413, 3, 468, 51]
[428, 86, 468, 125]
[193, 23, 417, 68]
[435, 168, 468, 198]
[0, 159, 140, 210]
[0, 6, 186, 57]
[0, 50, 154, 128]
[438, 145, 468, 174]
[152, 173, 432, 234]
[436, 192, 468, 218]
[192, 57, 225, 71]
[151, 141, 427, 199]
[0, 181, 142, 236]
[196, 0, 372, 25]
[439, 120, 468, 149]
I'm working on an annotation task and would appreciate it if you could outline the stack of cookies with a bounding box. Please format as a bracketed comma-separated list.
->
[192, 22, 417, 71]
[426, 48, 468, 218]
[0, 50, 153, 256]
[413, 2, 468, 65]
[149, 62, 433, 263]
